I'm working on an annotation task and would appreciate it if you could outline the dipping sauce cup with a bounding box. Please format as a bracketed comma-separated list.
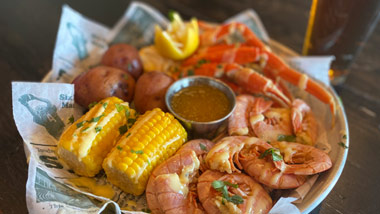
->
[165, 76, 236, 139]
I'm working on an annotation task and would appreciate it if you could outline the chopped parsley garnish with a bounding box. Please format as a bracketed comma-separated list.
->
[141, 208, 151, 213]
[277, 134, 297, 142]
[343, 134, 347, 139]
[76, 121, 85, 128]
[212, 180, 243, 205]
[102, 102, 108, 109]
[115, 103, 124, 112]
[168, 10, 177, 21]
[125, 108, 130, 117]
[259, 148, 283, 161]
[128, 118, 136, 126]
[199, 143, 207, 151]
[119, 125, 128, 135]
[217, 64, 223, 69]
[68, 115, 74, 124]
[187, 69, 194, 76]
[131, 149, 143, 154]
[147, 159, 151, 165]
[88, 114, 104, 123]
[81, 127, 89, 132]
[95, 127, 102, 133]
[338, 142, 348, 149]
[126, 133, 131, 138]
[88, 101, 98, 109]
[117, 146, 122, 151]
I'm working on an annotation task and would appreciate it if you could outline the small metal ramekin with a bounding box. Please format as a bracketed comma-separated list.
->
[165, 76, 236, 139]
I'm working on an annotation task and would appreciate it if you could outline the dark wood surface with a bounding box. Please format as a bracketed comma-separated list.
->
[1, 0, 380, 213]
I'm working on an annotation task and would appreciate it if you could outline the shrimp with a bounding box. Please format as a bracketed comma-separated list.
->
[238, 139, 307, 189]
[197, 170, 272, 214]
[271, 141, 332, 175]
[206, 136, 307, 189]
[291, 99, 318, 145]
[250, 97, 293, 143]
[177, 139, 215, 172]
[205, 136, 249, 174]
[146, 150, 204, 214]
[228, 95, 256, 136]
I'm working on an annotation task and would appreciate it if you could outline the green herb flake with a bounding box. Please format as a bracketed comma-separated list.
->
[343, 134, 347, 140]
[115, 103, 124, 112]
[76, 121, 85, 128]
[199, 143, 207, 151]
[217, 64, 223, 69]
[117, 146, 122, 151]
[88, 114, 105, 123]
[126, 133, 131, 138]
[68, 115, 74, 124]
[227, 195, 244, 205]
[128, 118, 136, 126]
[187, 69, 194, 76]
[211, 180, 243, 205]
[259, 148, 283, 161]
[277, 134, 297, 142]
[147, 159, 151, 165]
[125, 108, 130, 118]
[338, 142, 348, 149]
[88, 101, 98, 109]
[95, 127, 102, 133]
[81, 127, 89, 132]
[119, 125, 128, 135]
[131, 149, 144, 155]
[168, 10, 177, 22]
[141, 208, 151, 213]
[102, 102, 108, 109]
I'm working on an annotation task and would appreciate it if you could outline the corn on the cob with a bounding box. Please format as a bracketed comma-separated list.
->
[103, 108, 187, 196]
[57, 97, 136, 177]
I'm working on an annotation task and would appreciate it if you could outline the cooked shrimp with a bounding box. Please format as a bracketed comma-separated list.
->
[250, 97, 293, 143]
[146, 150, 204, 214]
[177, 139, 215, 172]
[239, 139, 307, 189]
[271, 141, 332, 175]
[228, 95, 256, 136]
[206, 136, 306, 189]
[205, 136, 249, 174]
[291, 99, 318, 145]
[197, 170, 272, 214]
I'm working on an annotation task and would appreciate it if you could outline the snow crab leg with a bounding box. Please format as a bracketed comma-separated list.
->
[198, 22, 266, 49]
[183, 44, 336, 117]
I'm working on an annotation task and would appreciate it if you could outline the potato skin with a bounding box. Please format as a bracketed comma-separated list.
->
[101, 44, 143, 80]
[73, 66, 135, 108]
[134, 71, 174, 113]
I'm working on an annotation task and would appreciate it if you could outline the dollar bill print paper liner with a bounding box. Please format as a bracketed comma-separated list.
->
[12, 1, 343, 214]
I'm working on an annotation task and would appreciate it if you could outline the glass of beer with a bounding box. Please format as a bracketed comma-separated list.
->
[303, 0, 380, 85]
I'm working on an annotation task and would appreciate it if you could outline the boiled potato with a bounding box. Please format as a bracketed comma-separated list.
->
[134, 71, 174, 113]
[101, 44, 143, 80]
[72, 66, 135, 108]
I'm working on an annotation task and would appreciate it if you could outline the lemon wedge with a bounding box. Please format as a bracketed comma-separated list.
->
[154, 12, 199, 60]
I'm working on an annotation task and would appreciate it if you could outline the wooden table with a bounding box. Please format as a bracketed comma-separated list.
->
[1, 0, 379, 213]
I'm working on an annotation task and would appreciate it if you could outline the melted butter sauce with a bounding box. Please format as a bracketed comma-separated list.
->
[171, 85, 230, 122]
[69, 177, 115, 199]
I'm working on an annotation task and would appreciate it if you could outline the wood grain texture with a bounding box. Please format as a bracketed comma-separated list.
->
[1, 0, 380, 213]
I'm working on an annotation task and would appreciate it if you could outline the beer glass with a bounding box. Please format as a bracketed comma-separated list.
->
[303, 0, 380, 85]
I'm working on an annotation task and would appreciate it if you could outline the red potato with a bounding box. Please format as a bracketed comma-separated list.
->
[72, 66, 135, 108]
[134, 71, 174, 113]
[101, 43, 143, 80]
